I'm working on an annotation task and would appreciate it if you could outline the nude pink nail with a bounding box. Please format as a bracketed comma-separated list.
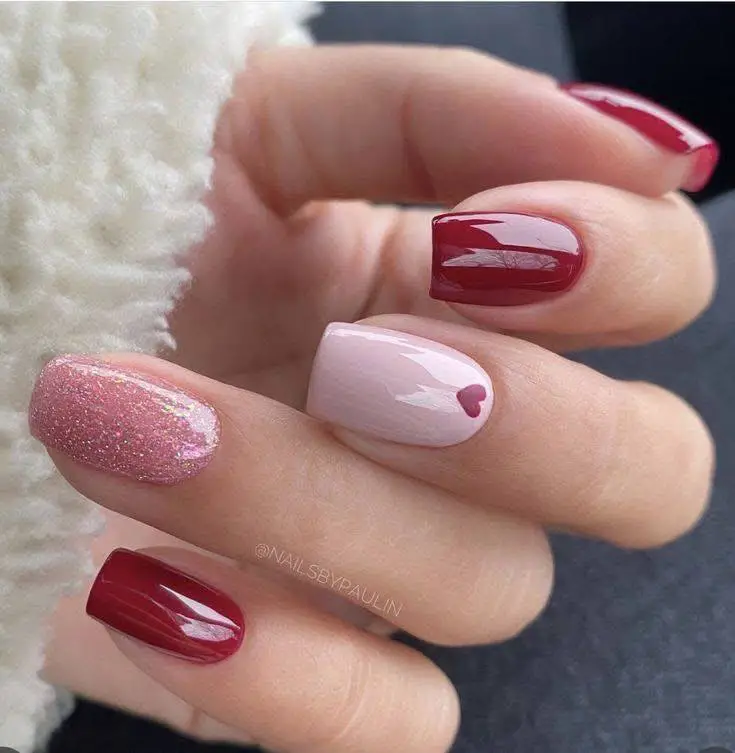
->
[29, 356, 220, 484]
[306, 323, 493, 447]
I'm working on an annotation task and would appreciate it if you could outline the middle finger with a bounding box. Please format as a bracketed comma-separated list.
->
[372, 180, 715, 350]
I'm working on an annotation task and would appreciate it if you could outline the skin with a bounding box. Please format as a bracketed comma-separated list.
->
[41, 46, 715, 751]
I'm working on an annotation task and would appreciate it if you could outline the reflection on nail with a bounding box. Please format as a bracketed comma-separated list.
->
[307, 323, 493, 447]
[29, 356, 220, 484]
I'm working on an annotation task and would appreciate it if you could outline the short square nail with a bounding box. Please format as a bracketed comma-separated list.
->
[28, 356, 220, 484]
[306, 323, 493, 447]
[87, 549, 244, 664]
[430, 212, 584, 307]
[562, 83, 719, 192]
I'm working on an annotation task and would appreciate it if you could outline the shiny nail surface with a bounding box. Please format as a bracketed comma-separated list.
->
[307, 323, 493, 447]
[562, 83, 719, 192]
[87, 549, 244, 664]
[29, 355, 219, 485]
[430, 212, 584, 307]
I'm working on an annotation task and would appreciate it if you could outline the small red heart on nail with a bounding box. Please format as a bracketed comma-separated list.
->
[456, 384, 487, 418]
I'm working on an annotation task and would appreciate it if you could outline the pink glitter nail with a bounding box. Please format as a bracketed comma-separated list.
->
[28, 356, 220, 485]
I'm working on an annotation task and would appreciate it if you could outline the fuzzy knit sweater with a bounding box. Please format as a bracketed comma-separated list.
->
[0, 3, 314, 750]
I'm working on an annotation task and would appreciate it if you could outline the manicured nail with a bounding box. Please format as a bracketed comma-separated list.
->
[562, 83, 719, 192]
[29, 355, 220, 485]
[87, 549, 245, 664]
[430, 212, 584, 307]
[306, 323, 493, 447]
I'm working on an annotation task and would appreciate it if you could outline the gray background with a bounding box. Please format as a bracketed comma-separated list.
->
[314, 1, 573, 77]
[312, 4, 735, 753]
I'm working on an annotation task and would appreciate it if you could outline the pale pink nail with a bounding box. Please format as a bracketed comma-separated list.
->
[306, 323, 493, 447]
[29, 356, 220, 484]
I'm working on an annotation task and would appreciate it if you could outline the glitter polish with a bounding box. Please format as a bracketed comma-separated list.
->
[28, 355, 220, 485]
[87, 549, 244, 664]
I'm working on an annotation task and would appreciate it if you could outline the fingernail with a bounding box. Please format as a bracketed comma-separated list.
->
[562, 83, 719, 192]
[306, 323, 493, 447]
[87, 549, 244, 664]
[29, 355, 220, 485]
[430, 212, 584, 307]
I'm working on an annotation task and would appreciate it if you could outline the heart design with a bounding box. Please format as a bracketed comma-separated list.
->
[456, 384, 487, 418]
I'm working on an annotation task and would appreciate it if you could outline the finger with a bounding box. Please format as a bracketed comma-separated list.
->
[226, 46, 718, 214]
[374, 181, 715, 349]
[85, 547, 460, 753]
[50, 584, 253, 745]
[44, 512, 254, 745]
[29, 354, 553, 646]
[45, 512, 393, 744]
[305, 318, 715, 549]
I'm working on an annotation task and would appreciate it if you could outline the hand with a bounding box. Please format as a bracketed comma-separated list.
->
[37, 46, 715, 752]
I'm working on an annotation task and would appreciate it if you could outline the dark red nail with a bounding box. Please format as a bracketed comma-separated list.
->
[562, 83, 719, 192]
[87, 549, 244, 664]
[430, 212, 584, 307]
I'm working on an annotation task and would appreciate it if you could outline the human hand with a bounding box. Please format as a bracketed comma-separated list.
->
[35, 46, 716, 752]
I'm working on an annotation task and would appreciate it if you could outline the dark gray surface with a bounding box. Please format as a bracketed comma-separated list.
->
[404, 188, 735, 753]
[312, 2, 573, 78]
[314, 4, 735, 753]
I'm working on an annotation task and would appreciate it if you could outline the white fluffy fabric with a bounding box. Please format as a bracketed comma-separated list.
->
[0, 3, 314, 750]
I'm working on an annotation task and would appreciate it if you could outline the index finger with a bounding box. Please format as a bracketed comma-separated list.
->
[227, 45, 718, 214]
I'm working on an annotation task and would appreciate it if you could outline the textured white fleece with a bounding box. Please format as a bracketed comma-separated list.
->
[0, 3, 314, 750]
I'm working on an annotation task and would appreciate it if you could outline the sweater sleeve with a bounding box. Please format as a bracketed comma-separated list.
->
[0, 3, 316, 750]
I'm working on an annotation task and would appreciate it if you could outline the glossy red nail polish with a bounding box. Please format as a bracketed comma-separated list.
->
[562, 83, 719, 192]
[430, 212, 584, 307]
[87, 549, 244, 664]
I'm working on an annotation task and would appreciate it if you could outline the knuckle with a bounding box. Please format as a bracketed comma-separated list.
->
[486, 552, 554, 644]
[548, 187, 716, 344]
[300, 637, 458, 753]
[576, 382, 714, 548]
[560, 384, 633, 533]
[661, 193, 717, 331]
[489, 528, 555, 641]
[299, 635, 376, 751]
[428, 525, 554, 647]
[436, 46, 496, 70]
[436, 46, 556, 87]
[628, 384, 714, 547]
[418, 678, 462, 753]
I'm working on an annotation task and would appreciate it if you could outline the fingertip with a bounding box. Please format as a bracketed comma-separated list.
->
[681, 141, 720, 193]
[420, 180, 716, 350]
[560, 82, 719, 194]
